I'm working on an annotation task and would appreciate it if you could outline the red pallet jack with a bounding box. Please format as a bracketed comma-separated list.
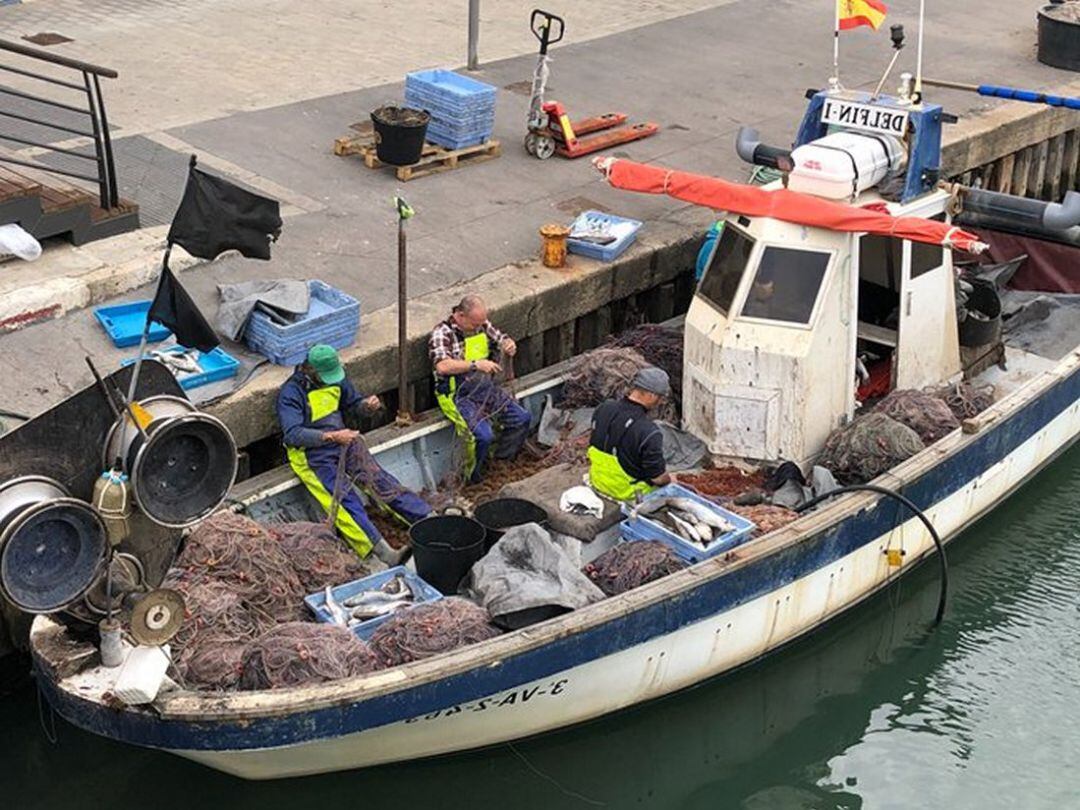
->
[523, 9, 659, 160]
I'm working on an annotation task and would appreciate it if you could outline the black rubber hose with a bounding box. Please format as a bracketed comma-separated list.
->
[794, 483, 948, 625]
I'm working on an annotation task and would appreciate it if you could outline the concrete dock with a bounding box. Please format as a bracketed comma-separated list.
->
[0, 0, 1072, 450]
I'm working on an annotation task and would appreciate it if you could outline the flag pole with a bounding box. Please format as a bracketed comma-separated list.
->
[126, 243, 172, 408]
[831, 0, 841, 90]
[914, 0, 926, 101]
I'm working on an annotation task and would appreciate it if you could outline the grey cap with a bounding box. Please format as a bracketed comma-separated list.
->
[631, 366, 670, 397]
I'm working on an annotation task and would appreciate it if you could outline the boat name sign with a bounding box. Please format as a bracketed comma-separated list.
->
[404, 678, 569, 724]
[821, 98, 909, 137]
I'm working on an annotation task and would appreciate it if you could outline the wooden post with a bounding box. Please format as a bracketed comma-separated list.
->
[1048, 134, 1066, 201]
[1012, 147, 1032, 197]
[993, 153, 1015, 194]
[1028, 140, 1049, 200]
[1064, 129, 1080, 192]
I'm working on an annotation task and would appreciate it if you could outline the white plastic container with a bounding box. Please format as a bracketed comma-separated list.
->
[788, 131, 904, 199]
[112, 645, 170, 705]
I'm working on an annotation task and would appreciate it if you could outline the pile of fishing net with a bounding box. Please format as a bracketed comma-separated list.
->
[605, 325, 684, 406]
[679, 466, 766, 499]
[561, 347, 676, 421]
[166, 512, 307, 623]
[729, 504, 799, 536]
[925, 381, 995, 421]
[166, 580, 272, 690]
[871, 389, 960, 444]
[267, 521, 369, 593]
[582, 541, 688, 596]
[818, 412, 924, 484]
[239, 622, 380, 690]
[367, 597, 503, 668]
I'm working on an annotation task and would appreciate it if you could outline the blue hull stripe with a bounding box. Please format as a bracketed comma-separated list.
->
[38, 363, 1080, 752]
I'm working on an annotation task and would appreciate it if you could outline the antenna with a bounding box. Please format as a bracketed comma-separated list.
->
[914, 0, 926, 101]
[872, 24, 906, 100]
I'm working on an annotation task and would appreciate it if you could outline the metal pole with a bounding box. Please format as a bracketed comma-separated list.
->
[394, 198, 414, 425]
[467, 0, 480, 71]
[914, 0, 926, 100]
[831, 0, 840, 90]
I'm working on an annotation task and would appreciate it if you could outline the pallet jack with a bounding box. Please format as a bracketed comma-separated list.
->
[523, 9, 659, 160]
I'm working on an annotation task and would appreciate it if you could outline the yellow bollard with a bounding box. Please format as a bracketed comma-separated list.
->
[539, 224, 571, 268]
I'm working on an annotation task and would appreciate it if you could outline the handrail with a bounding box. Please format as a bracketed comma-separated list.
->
[0, 38, 118, 79]
[0, 38, 121, 211]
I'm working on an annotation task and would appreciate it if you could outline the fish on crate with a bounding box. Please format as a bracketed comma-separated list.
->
[342, 574, 417, 608]
[630, 496, 736, 547]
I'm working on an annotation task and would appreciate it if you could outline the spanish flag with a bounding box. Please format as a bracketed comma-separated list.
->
[838, 0, 887, 30]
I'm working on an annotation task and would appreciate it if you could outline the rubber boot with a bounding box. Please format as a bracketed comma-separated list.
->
[372, 537, 411, 567]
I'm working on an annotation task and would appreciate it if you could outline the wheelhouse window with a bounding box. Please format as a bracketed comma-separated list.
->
[739, 246, 831, 325]
[697, 225, 755, 315]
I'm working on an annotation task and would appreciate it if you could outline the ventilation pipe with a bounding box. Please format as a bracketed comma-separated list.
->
[735, 127, 793, 172]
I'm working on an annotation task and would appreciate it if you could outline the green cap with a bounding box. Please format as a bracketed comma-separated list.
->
[307, 344, 345, 385]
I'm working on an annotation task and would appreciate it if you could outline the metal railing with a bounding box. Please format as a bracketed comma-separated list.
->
[0, 38, 120, 210]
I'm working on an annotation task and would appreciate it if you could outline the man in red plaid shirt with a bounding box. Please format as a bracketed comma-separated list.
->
[429, 294, 531, 483]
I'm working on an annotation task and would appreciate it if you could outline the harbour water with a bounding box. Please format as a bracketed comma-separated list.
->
[4, 447, 1080, 809]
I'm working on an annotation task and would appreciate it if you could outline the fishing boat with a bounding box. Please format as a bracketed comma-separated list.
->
[25, 80, 1080, 779]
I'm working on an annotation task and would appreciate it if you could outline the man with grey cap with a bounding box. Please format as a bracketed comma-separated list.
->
[587, 365, 674, 501]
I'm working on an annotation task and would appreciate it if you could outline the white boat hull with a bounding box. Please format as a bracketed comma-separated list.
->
[168, 372, 1080, 779]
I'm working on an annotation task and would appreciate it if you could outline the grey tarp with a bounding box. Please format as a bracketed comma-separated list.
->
[216, 279, 310, 341]
[464, 523, 606, 628]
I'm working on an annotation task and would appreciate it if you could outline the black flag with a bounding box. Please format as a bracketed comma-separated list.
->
[167, 156, 282, 261]
[147, 259, 220, 352]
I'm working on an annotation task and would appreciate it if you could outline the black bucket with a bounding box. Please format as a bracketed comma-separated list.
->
[409, 515, 486, 595]
[959, 277, 1003, 348]
[1038, 4, 1080, 72]
[371, 105, 430, 166]
[473, 498, 550, 551]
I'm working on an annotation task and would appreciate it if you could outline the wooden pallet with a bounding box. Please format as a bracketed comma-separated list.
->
[333, 122, 501, 181]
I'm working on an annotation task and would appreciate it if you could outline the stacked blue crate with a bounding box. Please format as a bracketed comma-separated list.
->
[405, 69, 496, 150]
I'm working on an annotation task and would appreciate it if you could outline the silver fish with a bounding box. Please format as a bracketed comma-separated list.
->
[381, 574, 414, 599]
[350, 600, 412, 621]
[668, 512, 706, 546]
[665, 497, 735, 533]
[324, 586, 349, 627]
[343, 588, 415, 608]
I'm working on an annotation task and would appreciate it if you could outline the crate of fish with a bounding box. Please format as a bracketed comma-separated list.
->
[305, 567, 442, 641]
[566, 211, 643, 262]
[619, 484, 755, 563]
[244, 279, 360, 366]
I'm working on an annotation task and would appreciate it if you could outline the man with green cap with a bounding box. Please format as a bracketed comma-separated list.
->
[276, 344, 431, 563]
[587, 366, 674, 501]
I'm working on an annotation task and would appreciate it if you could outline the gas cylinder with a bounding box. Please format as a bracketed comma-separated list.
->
[92, 464, 132, 546]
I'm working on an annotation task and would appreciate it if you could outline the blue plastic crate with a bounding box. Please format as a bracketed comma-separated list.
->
[619, 484, 756, 563]
[93, 300, 171, 348]
[405, 69, 496, 107]
[244, 279, 360, 366]
[121, 346, 240, 390]
[567, 211, 643, 262]
[423, 127, 493, 150]
[305, 567, 442, 641]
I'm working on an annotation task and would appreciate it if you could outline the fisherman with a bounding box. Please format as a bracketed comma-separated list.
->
[587, 366, 674, 501]
[429, 294, 531, 483]
[277, 344, 431, 564]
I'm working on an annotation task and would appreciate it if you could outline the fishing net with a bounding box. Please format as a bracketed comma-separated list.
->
[367, 597, 503, 668]
[582, 541, 688, 597]
[561, 347, 676, 421]
[729, 504, 799, 536]
[604, 325, 684, 407]
[679, 466, 766, 499]
[160, 580, 273, 690]
[239, 622, 380, 690]
[871, 389, 960, 444]
[167, 512, 307, 623]
[818, 413, 924, 484]
[267, 521, 369, 593]
[925, 381, 996, 421]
